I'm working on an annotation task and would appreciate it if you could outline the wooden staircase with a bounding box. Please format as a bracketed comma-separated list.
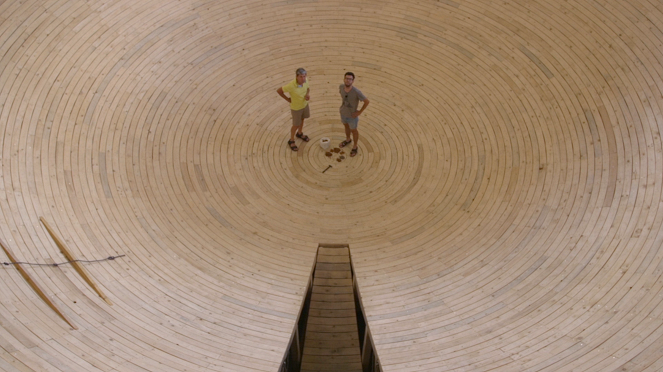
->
[279, 245, 381, 372]
[300, 246, 363, 372]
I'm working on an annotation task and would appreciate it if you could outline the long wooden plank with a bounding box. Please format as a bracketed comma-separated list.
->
[39, 217, 113, 305]
[0, 238, 77, 330]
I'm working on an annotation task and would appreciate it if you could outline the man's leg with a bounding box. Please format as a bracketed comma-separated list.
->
[351, 129, 359, 149]
[290, 124, 298, 141]
[296, 105, 310, 140]
[290, 108, 304, 141]
[297, 117, 305, 136]
[288, 109, 301, 151]
[343, 123, 351, 142]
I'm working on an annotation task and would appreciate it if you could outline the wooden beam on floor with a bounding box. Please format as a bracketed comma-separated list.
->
[40, 217, 113, 306]
[0, 237, 78, 330]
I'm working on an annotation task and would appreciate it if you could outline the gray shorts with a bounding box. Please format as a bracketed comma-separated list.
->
[291, 105, 310, 126]
[341, 115, 359, 129]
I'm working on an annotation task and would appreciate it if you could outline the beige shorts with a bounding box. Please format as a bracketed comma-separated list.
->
[291, 105, 310, 126]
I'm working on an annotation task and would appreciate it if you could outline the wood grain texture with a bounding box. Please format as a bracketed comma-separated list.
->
[0, 0, 662, 371]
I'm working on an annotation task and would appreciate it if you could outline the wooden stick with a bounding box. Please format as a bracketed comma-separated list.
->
[0, 237, 78, 330]
[39, 217, 113, 306]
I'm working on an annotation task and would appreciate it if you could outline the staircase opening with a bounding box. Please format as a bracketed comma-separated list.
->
[279, 244, 382, 372]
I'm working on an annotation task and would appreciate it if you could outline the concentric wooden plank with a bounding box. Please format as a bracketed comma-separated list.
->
[1, 0, 662, 371]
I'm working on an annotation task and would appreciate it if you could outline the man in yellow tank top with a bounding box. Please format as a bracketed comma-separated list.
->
[277, 68, 310, 151]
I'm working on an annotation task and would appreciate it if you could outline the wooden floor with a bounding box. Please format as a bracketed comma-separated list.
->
[0, 0, 662, 371]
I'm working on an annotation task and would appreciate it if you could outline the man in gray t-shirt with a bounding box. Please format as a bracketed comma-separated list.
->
[339, 72, 370, 157]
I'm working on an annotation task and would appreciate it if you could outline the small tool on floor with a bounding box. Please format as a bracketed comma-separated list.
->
[322, 165, 332, 173]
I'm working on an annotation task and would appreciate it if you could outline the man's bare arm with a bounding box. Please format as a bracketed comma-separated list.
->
[352, 98, 370, 118]
[277, 87, 291, 103]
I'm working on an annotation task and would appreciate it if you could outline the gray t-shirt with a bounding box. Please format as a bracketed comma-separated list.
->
[339, 85, 367, 117]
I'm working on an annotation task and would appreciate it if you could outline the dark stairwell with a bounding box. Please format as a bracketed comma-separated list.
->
[280, 245, 381, 372]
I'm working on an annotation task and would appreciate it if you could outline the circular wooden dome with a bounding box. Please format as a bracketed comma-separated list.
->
[1, 0, 662, 371]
